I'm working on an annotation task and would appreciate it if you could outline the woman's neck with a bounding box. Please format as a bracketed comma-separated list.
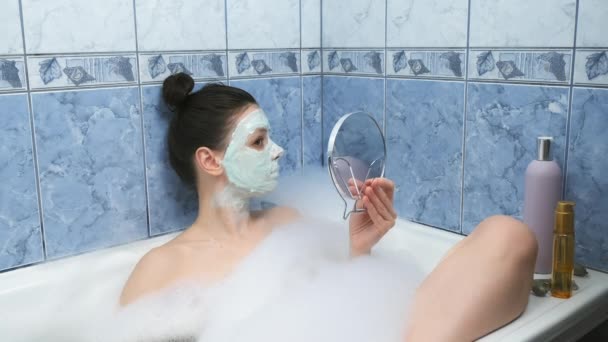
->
[188, 182, 257, 240]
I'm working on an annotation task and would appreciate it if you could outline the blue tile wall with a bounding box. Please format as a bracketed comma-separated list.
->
[386, 80, 464, 232]
[31, 88, 148, 259]
[318, 0, 607, 272]
[567, 88, 608, 270]
[1, 0, 321, 271]
[2, 0, 608, 273]
[303, 76, 323, 170]
[462, 83, 569, 233]
[142, 85, 199, 236]
[322, 76, 385, 160]
[231, 77, 303, 175]
[0, 94, 43, 270]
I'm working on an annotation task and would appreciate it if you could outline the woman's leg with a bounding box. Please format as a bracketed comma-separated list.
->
[403, 215, 538, 342]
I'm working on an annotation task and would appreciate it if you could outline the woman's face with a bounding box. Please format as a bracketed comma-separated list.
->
[221, 106, 284, 195]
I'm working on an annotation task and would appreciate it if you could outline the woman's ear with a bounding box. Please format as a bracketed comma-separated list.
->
[194, 147, 224, 177]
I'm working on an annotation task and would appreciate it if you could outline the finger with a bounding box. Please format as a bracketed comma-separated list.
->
[348, 185, 366, 198]
[348, 178, 365, 187]
[363, 196, 388, 227]
[372, 178, 395, 199]
[365, 187, 394, 222]
[373, 186, 397, 219]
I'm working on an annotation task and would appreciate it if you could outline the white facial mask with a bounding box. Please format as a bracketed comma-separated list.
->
[221, 109, 284, 197]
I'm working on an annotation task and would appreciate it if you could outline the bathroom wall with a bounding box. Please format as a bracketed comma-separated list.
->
[0, 0, 322, 272]
[2, 0, 606, 274]
[321, 0, 608, 272]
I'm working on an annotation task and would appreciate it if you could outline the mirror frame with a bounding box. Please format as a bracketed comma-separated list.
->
[326, 111, 387, 219]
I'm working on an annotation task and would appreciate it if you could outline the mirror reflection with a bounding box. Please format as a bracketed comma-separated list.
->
[327, 112, 386, 219]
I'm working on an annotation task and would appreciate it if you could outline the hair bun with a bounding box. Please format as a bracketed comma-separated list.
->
[162, 72, 195, 108]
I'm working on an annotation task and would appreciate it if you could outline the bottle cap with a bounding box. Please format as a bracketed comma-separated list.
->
[554, 201, 575, 235]
[537, 137, 553, 161]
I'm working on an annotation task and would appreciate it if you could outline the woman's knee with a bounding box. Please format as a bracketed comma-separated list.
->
[475, 215, 538, 265]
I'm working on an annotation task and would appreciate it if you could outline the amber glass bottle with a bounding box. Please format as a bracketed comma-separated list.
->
[551, 201, 575, 299]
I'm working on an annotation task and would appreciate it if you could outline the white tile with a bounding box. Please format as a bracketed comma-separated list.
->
[573, 50, 608, 85]
[323, 0, 385, 48]
[576, 0, 608, 47]
[387, 0, 468, 47]
[469, 0, 576, 47]
[302, 0, 321, 48]
[22, 0, 136, 53]
[135, 0, 226, 51]
[0, 0, 24, 54]
[227, 0, 299, 49]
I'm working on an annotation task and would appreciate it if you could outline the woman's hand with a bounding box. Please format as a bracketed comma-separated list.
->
[348, 178, 397, 256]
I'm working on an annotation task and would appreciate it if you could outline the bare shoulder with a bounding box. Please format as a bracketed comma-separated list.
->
[263, 206, 302, 226]
[119, 245, 180, 307]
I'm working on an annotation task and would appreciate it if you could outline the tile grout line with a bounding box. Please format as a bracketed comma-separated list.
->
[563, 0, 581, 200]
[18, 0, 48, 261]
[300, 0, 304, 174]
[320, 0, 325, 166]
[459, 0, 473, 235]
[383, 0, 388, 142]
[131, 0, 152, 238]
[224, 0, 230, 85]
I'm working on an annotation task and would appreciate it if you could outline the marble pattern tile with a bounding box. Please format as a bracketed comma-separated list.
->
[468, 50, 572, 83]
[463, 83, 568, 234]
[227, 0, 299, 49]
[32, 87, 148, 258]
[573, 50, 608, 85]
[388, 50, 465, 79]
[142, 85, 199, 236]
[0, 94, 44, 271]
[135, 0, 226, 51]
[567, 88, 608, 272]
[22, 0, 136, 53]
[386, 80, 464, 231]
[322, 0, 385, 48]
[0, 57, 27, 92]
[322, 76, 384, 161]
[576, 0, 608, 48]
[0, 0, 24, 54]
[228, 51, 300, 78]
[387, 0, 468, 47]
[469, 0, 576, 48]
[27, 55, 138, 89]
[302, 76, 323, 170]
[301, 0, 321, 48]
[139, 52, 227, 83]
[323, 50, 385, 76]
[231, 77, 302, 175]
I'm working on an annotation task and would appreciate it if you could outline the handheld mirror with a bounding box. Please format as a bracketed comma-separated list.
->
[327, 112, 386, 219]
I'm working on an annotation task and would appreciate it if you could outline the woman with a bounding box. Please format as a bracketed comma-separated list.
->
[120, 73, 538, 341]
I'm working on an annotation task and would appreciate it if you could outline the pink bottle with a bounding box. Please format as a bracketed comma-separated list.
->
[523, 137, 563, 274]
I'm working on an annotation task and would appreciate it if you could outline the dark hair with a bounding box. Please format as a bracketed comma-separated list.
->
[162, 73, 257, 185]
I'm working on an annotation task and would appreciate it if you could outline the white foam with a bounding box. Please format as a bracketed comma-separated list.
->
[84, 217, 423, 342]
[64, 167, 424, 342]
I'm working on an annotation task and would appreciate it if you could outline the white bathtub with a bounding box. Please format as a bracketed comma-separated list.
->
[0, 219, 607, 341]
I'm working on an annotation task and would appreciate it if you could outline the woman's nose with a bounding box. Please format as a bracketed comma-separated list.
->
[270, 141, 284, 160]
